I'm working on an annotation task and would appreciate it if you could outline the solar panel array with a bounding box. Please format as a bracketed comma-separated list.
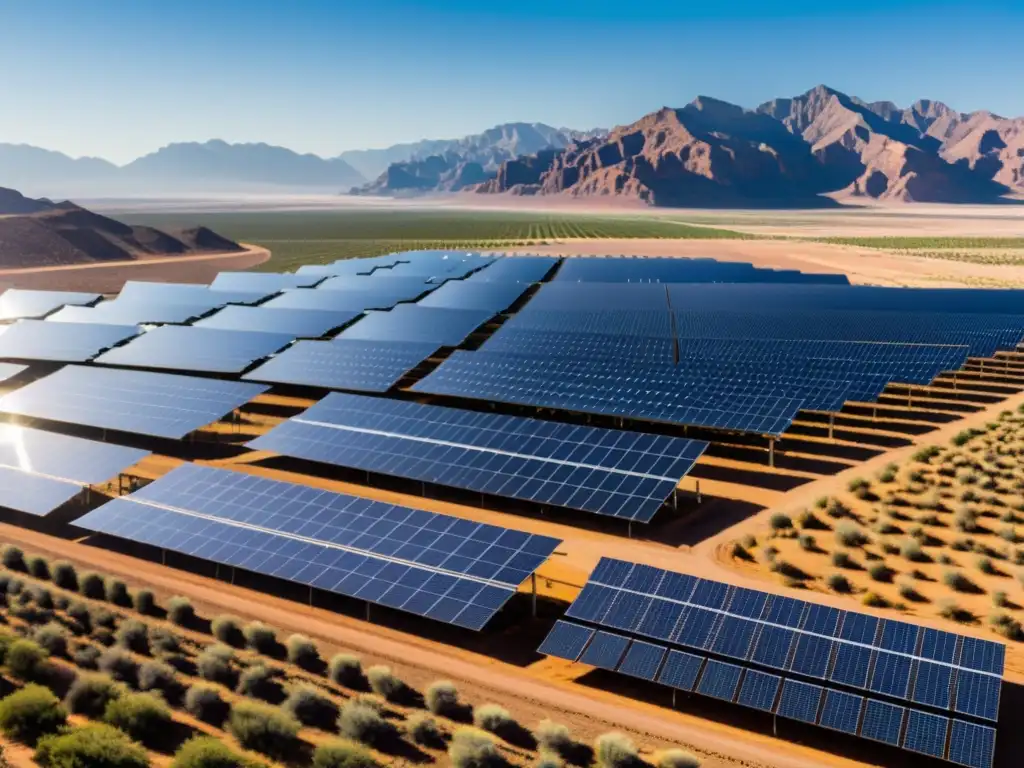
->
[416, 280, 531, 312]
[195, 306, 360, 337]
[0, 289, 100, 321]
[337, 305, 495, 346]
[243, 339, 439, 392]
[116, 280, 268, 307]
[539, 557, 1002, 768]
[94, 325, 294, 374]
[248, 392, 707, 522]
[0, 365, 268, 439]
[74, 464, 561, 630]
[210, 271, 321, 292]
[467, 256, 559, 283]
[0, 320, 139, 363]
[47, 299, 217, 327]
[0, 425, 149, 516]
[554, 256, 850, 285]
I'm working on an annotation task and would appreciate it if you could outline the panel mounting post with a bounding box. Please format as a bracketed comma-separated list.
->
[627, 521, 633, 539]
[531, 573, 538, 618]
[768, 438, 775, 468]
[828, 413, 835, 440]
[309, 586, 314, 607]
[365, 601, 371, 622]
[696, 480, 702, 505]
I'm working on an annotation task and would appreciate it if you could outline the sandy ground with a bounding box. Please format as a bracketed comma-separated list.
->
[512, 238, 1024, 287]
[0, 244, 269, 293]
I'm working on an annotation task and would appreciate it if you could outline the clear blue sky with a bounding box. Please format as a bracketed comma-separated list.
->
[1, 0, 1021, 164]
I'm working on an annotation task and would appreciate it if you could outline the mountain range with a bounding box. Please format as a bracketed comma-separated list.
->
[0, 187, 240, 268]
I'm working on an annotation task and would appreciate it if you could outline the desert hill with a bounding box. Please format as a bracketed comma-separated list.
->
[472, 85, 1024, 205]
[0, 187, 241, 269]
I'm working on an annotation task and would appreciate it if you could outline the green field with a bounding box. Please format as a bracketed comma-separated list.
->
[813, 236, 1024, 250]
[118, 210, 751, 272]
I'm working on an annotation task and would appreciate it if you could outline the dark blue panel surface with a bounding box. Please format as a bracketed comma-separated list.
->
[0, 365, 268, 439]
[735, 669, 780, 712]
[788, 634, 833, 678]
[0, 465, 83, 516]
[579, 631, 630, 670]
[657, 650, 704, 692]
[0, 424, 149, 485]
[948, 719, 996, 768]
[829, 643, 873, 689]
[911, 661, 953, 710]
[902, 709, 948, 759]
[776, 680, 823, 724]
[696, 659, 743, 702]
[860, 700, 904, 746]
[954, 670, 1001, 722]
[818, 691, 863, 735]
[919, 628, 960, 664]
[0, 320, 137, 362]
[710, 616, 758, 661]
[196, 306, 360, 337]
[467, 256, 558, 283]
[48, 299, 218, 326]
[117, 280, 266, 307]
[868, 651, 912, 699]
[617, 640, 667, 681]
[537, 621, 594, 662]
[878, 620, 920, 655]
[958, 636, 1005, 675]
[210, 271, 321, 292]
[750, 625, 797, 670]
[337, 305, 494, 346]
[417, 280, 530, 312]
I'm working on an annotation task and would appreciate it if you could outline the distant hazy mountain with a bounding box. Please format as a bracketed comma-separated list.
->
[351, 122, 607, 195]
[0, 140, 365, 198]
[474, 85, 1023, 205]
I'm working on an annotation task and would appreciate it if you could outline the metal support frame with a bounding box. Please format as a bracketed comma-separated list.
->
[695, 480, 702, 505]
[768, 438, 776, 468]
[828, 413, 835, 440]
[531, 573, 538, 618]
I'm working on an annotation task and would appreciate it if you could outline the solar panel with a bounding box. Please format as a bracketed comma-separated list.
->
[536, 621, 595, 662]
[94, 326, 294, 374]
[912, 661, 953, 709]
[696, 659, 743, 702]
[954, 670, 1001, 722]
[617, 640, 667, 681]
[117, 280, 266, 306]
[959, 636, 1005, 674]
[0, 365, 268, 439]
[75, 464, 560, 630]
[735, 669, 781, 712]
[336, 305, 495, 346]
[210, 271, 321, 292]
[195, 306, 361, 337]
[467, 256, 559, 283]
[315, 275, 438, 304]
[818, 690, 863, 735]
[48, 300, 216, 326]
[948, 720, 996, 768]
[776, 680, 824, 724]
[417, 281, 531, 312]
[0, 424, 149, 485]
[262, 289, 398, 312]
[902, 709, 949, 759]
[481, 328, 676, 365]
[554, 257, 847, 285]
[0, 466, 84, 516]
[0, 289, 100, 321]
[0, 363, 27, 384]
[656, 650, 704, 692]
[579, 631, 630, 670]
[860, 699, 905, 746]
[0, 320, 138, 362]
[243, 339, 438, 392]
[247, 392, 707, 523]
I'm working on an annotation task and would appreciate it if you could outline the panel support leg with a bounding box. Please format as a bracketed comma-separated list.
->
[531, 573, 537, 618]
[828, 413, 835, 440]
[627, 521, 633, 539]
[365, 602, 371, 622]
[696, 481, 702, 505]
[673, 488, 679, 510]
[161, 549, 166, 566]
[672, 689, 677, 709]
[768, 438, 775, 468]
[309, 586, 314, 607]
[231, 567, 236, 585]
[773, 713, 777, 737]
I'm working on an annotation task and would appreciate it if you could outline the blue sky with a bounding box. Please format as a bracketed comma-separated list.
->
[1, 0, 1022, 164]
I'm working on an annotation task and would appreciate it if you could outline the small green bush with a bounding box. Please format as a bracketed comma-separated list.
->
[474, 703, 520, 739]
[137, 660, 179, 695]
[184, 684, 230, 726]
[212, 616, 245, 648]
[104, 578, 132, 608]
[1, 545, 26, 572]
[312, 740, 379, 768]
[912, 445, 941, 463]
[328, 654, 364, 689]
[943, 570, 978, 593]
[876, 465, 897, 483]
[227, 701, 300, 759]
[768, 513, 792, 531]
[6, 639, 47, 681]
[366, 665, 406, 702]
[798, 534, 816, 551]
[426, 680, 464, 718]
[103, 691, 172, 746]
[897, 578, 924, 602]
[236, 665, 282, 703]
[286, 634, 321, 671]
[51, 562, 78, 592]
[33, 623, 69, 657]
[64, 672, 124, 717]
[977, 556, 998, 575]
[595, 732, 639, 768]
[150, 627, 181, 656]
[408, 712, 445, 748]
[171, 735, 261, 768]
[97, 647, 139, 685]
[34, 723, 148, 768]
[901, 539, 929, 563]
[826, 573, 851, 593]
[993, 591, 1010, 608]
[835, 522, 869, 547]
[0, 685, 67, 745]
[197, 644, 237, 687]
[861, 592, 890, 608]
[243, 623, 279, 655]
[79, 572, 106, 600]
[338, 699, 399, 747]
[534, 720, 582, 762]
[167, 596, 196, 626]
[115, 620, 149, 654]
[283, 685, 338, 730]
[133, 590, 157, 616]
[73, 645, 102, 670]
[831, 551, 856, 569]
[26, 556, 51, 581]
[449, 728, 506, 768]
[657, 750, 701, 768]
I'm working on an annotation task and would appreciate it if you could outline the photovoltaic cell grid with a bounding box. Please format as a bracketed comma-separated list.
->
[0, 365, 268, 439]
[0, 320, 138, 363]
[195, 306, 361, 338]
[247, 392, 708, 523]
[74, 464, 561, 630]
[0, 289, 100, 321]
[243, 339, 439, 392]
[210, 271, 322, 292]
[413, 350, 806, 436]
[116, 280, 268, 307]
[553, 257, 849, 284]
[47, 300, 219, 327]
[467, 256, 559, 283]
[538, 557, 1002, 768]
[416, 280, 531, 312]
[294, 255, 406, 277]
[94, 325, 295, 374]
[0, 425, 149, 516]
[482, 328, 676, 365]
[336, 305, 495, 346]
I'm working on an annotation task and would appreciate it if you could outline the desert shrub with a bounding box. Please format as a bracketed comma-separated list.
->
[741, 533, 757, 548]
[6, 639, 47, 681]
[211, 616, 245, 648]
[197, 644, 237, 687]
[0, 685, 67, 746]
[64, 672, 124, 717]
[92, 627, 115, 647]
[171, 735, 262, 768]
[243, 623, 278, 655]
[236, 665, 282, 703]
[103, 691, 171, 746]
[115, 620, 149, 654]
[312, 740, 379, 768]
[33, 623, 69, 657]
[826, 573, 851, 593]
[366, 665, 406, 702]
[831, 551, 856, 569]
[328, 654, 364, 689]
[1, 545, 25, 572]
[768, 559, 809, 580]
[897, 578, 924, 602]
[848, 477, 870, 492]
[866, 562, 892, 582]
[66, 601, 91, 633]
[798, 534, 816, 552]
[877, 464, 897, 483]
[426, 680, 465, 718]
[286, 634, 321, 671]
[408, 712, 446, 748]
[943, 570, 978, 593]
[990, 613, 1024, 641]
[338, 698, 399, 747]
[901, 539, 929, 563]
[657, 750, 701, 768]
[26, 556, 50, 581]
[79, 572, 105, 600]
[167, 596, 196, 626]
[90, 605, 117, 630]
[993, 591, 1010, 608]
[835, 522, 869, 547]
[977, 556, 998, 575]
[184, 684, 230, 726]
[595, 732, 640, 768]
[1015, 549, 1024, 566]
[283, 685, 338, 730]
[73, 645, 102, 670]
[825, 498, 850, 519]
[133, 590, 157, 617]
[34, 723, 148, 768]
[137, 660, 179, 695]
[768, 513, 792, 531]
[150, 627, 181, 656]
[474, 704, 523, 740]
[952, 429, 981, 447]
[449, 728, 506, 768]
[875, 521, 901, 535]
[861, 592, 889, 608]
[97, 647, 139, 685]
[951, 538, 972, 552]
[730, 542, 751, 561]
[998, 526, 1019, 543]
[913, 445, 942, 463]
[104, 578, 132, 608]
[919, 491, 943, 511]
[227, 701, 299, 759]
[534, 719, 587, 763]
[954, 508, 979, 533]
[918, 513, 941, 527]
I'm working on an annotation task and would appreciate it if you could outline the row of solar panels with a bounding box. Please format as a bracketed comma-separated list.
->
[74, 463, 561, 631]
[539, 558, 1004, 768]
